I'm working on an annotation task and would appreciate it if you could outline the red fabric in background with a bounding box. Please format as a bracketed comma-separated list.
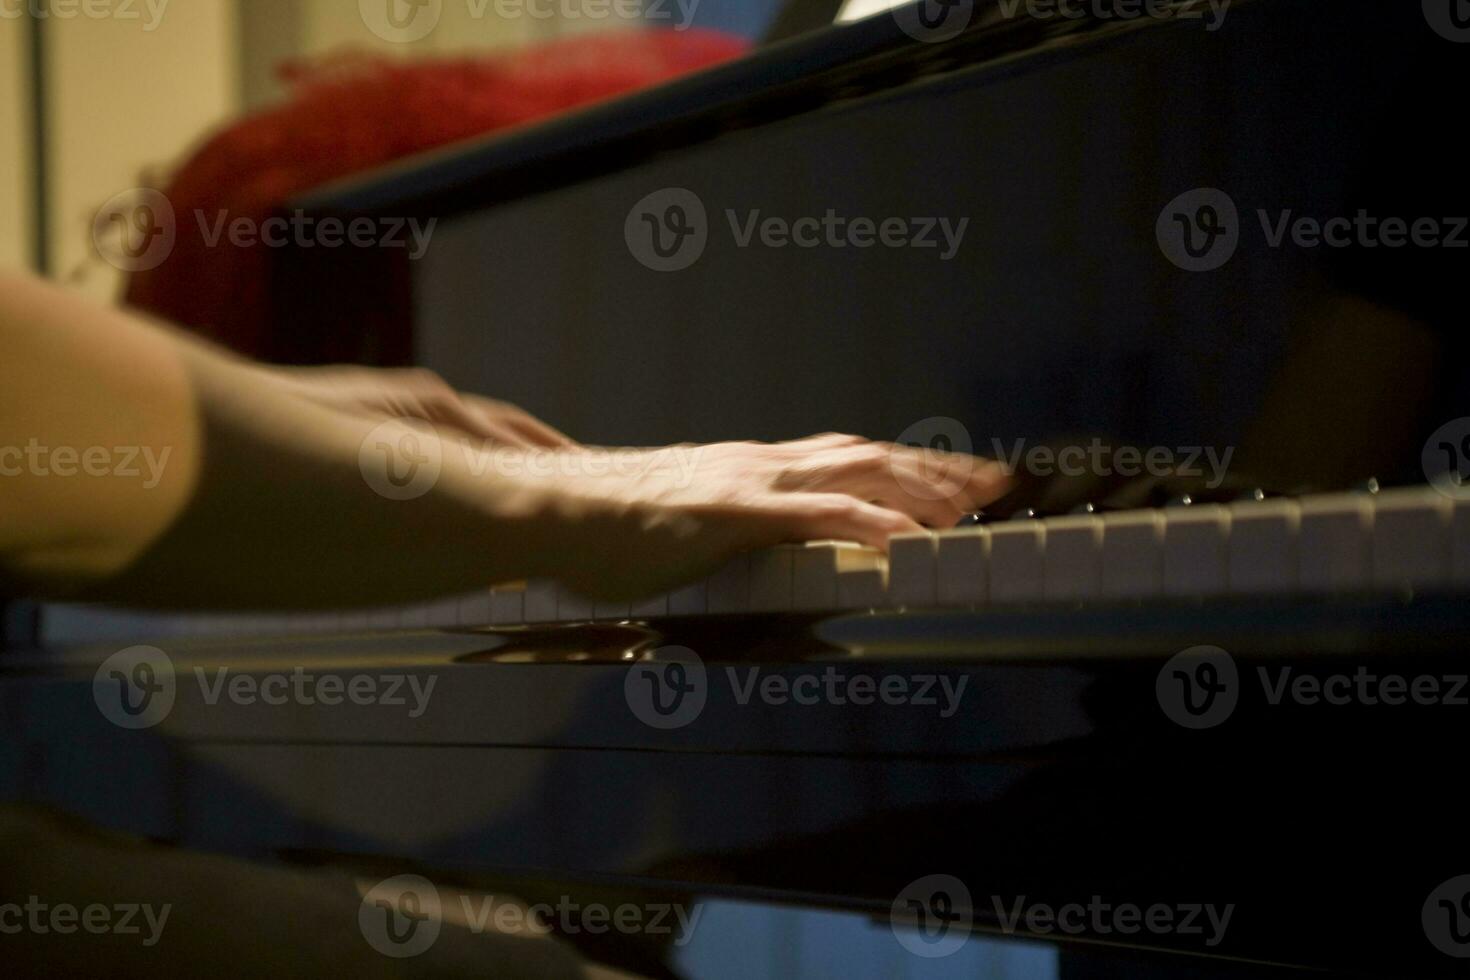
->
[124, 30, 749, 359]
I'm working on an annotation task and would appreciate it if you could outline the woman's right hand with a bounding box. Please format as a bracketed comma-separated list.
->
[515, 433, 1010, 601]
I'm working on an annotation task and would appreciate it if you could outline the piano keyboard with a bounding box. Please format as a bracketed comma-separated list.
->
[149, 485, 1470, 638]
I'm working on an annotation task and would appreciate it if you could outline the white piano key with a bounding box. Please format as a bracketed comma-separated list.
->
[244, 615, 276, 635]
[278, 615, 309, 635]
[1298, 493, 1373, 592]
[457, 592, 493, 627]
[631, 593, 670, 618]
[792, 542, 885, 611]
[1370, 487, 1452, 590]
[367, 606, 400, 630]
[836, 567, 887, 608]
[298, 613, 342, 633]
[423, 597, 461, 628]
[887, 532, 938, 608]
[1042, 515, 1103, 601]
[557, 590, 594, 622]
[793, 544, 839, 611]
[195, 614, 242, 636]
[987, 521, 1046, 603]
[1452, 498, 1470, 588]
[1100, 510, 1164, 599]
[668, 581, 708, 616]
[935, 528, 989, 606]
[1162, 505, 1231, 597]
[398, 604, 431, 630]
[592, 599, 631, 621]
[338, 610, 373, 632]
[491, 585, 525, 626]
[748, 547, 796, 612]
[706, 554, 751, 614]
[1227, 498, 1300, 594]
[523, 581, 559, 623]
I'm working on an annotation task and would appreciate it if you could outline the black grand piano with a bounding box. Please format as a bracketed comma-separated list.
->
[5, 0, 1469, 977]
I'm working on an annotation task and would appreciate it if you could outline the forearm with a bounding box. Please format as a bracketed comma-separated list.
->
[91, 355, 569, 610]
[1, 274, 567, 608]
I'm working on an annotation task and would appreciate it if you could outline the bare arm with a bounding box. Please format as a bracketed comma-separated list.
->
[0, 272, 1007, 610]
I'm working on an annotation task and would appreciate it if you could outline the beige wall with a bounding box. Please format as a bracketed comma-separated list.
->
[44, 0, 239, 299]
[0, 19, 33, 272]
[15, 0, 602, 295]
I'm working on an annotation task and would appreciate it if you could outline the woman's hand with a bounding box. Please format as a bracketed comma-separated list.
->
[261, 365, 574, 448]
[511, 433, 1010, 600]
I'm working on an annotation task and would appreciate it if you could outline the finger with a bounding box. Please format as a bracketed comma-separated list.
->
[503, 414, 576, 448]
[785, 432, 867, 451]
[808, 462, 968, 527]
[463, 396, 576, 448]
[886, 447, 1012, 510]
[415, 396, 503, 442]
[763, 493, 924, 551]
[788, 445, 971, 526]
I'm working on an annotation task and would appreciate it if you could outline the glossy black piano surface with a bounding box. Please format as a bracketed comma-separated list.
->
[7, 594, 1470, 976]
